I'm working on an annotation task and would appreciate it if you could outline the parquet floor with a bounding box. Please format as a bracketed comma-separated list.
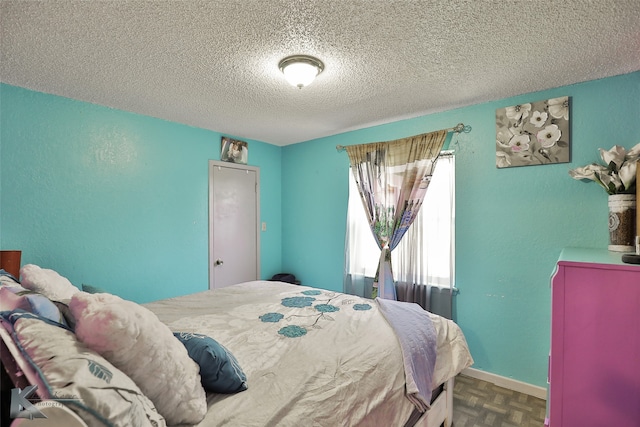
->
[452, 374, 547, 427]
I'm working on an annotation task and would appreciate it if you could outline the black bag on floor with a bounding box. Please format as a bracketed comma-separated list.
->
[270, 273, 297, 284]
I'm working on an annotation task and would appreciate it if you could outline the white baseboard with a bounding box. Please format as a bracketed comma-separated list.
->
[461, 368, 547, 400]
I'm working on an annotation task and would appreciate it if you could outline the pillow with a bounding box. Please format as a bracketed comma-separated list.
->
[20, 264, 79, 301]
[82, 283, 106, 294]
[2, 310, 166, 427]
[0, 285, 68, 326]
[174, 332, 248, 393]
[52, 300, 77, 330]
[0, 269, 20, 285]
[69, 292, 207, 426]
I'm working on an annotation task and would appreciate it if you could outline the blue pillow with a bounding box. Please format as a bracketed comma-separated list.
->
[0, 285, 68, 327]
[0, 269, 20, 283]
[173, 332, 247, 394]
[1, 309, 73, 332]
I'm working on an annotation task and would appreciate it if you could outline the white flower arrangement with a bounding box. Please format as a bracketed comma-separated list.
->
[569, 143, 640, 195]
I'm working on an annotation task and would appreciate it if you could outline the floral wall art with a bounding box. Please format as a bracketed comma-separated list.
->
[496, 96, 570, 168]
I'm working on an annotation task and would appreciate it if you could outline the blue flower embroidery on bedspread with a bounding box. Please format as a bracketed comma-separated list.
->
[278, 325, 307, 338]
[259, 312, 284, 323]
[259, 290, 373, 338]
[281, 296, 315, 308]
[315, 304, 339, 313]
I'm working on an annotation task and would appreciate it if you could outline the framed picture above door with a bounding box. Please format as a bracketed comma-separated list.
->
[220, 137, 249, 165]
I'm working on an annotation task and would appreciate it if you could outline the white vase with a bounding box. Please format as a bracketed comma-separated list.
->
[608, 194, 637, 252]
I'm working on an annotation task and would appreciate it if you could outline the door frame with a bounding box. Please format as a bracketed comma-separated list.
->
[208, 160, 261, 289]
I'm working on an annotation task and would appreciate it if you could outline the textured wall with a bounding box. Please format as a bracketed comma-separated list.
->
[281, 71, 640, 387]
[2, 72, 638, 388]
[0, 84, 283, 303]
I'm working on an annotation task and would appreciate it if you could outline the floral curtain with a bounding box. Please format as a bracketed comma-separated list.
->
[345, 130, 448, 299]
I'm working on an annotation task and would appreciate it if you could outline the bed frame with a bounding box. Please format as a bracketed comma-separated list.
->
[418, 377, 454, 427]
[2, 320, 455, 427]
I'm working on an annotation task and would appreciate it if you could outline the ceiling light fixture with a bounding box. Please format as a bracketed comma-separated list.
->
[278, 55, 324, 89]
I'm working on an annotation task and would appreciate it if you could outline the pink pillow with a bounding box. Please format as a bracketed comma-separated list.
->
[69, 291, 207, 425]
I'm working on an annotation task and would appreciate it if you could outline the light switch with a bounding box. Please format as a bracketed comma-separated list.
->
[261, 222, 267, 231]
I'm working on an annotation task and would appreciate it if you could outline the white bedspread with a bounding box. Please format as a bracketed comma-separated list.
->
[144, 281, 473, 427]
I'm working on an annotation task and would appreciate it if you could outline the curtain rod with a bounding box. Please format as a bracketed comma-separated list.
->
[335, 122, 471, 152]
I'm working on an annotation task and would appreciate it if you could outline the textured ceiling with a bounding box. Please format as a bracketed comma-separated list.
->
[2, 1, 639, 146]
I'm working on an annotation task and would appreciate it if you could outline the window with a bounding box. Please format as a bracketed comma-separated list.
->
[345, 153, 455, 289]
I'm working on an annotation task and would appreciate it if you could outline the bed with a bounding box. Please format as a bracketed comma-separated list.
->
[1, 267, 473, 427]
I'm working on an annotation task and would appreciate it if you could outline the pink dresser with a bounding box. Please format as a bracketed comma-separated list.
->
[548, 248, 640, 427]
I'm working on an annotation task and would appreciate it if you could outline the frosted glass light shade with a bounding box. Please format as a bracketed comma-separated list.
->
[279, 55, 324, 89]
[282, 62, 319, 88]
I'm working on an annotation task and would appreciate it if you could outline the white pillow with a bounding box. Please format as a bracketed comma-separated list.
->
[69, 292, 207, 426]
[7, 311, 166, 427]
[20, 264, 79, 301]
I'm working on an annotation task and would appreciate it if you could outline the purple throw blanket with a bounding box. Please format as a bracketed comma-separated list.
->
[376, 297, 437, 412]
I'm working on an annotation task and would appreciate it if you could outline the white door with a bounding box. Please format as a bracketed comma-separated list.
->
[209, 160, 260, 289]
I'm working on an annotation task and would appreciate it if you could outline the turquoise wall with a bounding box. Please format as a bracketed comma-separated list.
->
[0, 84, 282, 303]
[2, 72, 638, 388]
[281, 71, 640, 388]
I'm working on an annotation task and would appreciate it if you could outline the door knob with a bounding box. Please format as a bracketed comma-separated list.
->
[215, 259, 224, 266]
